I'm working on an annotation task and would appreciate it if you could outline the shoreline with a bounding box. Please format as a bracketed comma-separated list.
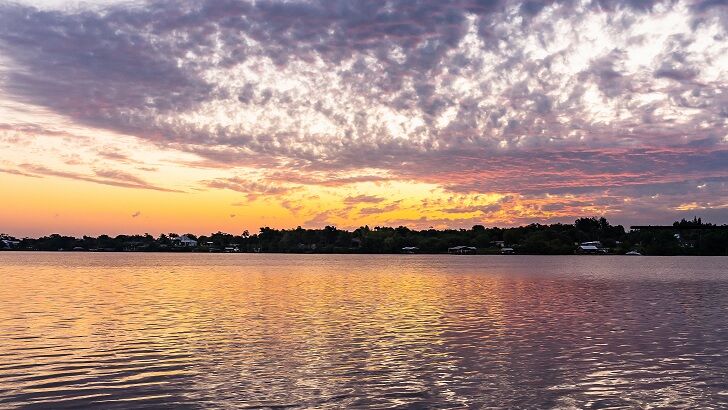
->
[2, 249, 726, 256]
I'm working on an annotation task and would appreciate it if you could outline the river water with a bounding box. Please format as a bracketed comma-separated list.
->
[0, 253, 727, 408]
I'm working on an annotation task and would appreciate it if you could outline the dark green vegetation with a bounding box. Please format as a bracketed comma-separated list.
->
[2, 217, 727, 255]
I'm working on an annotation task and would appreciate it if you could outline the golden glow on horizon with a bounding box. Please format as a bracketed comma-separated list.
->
[1, 162, 613, 237]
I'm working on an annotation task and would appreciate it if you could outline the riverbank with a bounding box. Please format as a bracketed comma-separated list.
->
[3, 217, 727, 256]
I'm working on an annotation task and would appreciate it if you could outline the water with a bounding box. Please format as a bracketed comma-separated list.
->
[0, 253, 727, 409]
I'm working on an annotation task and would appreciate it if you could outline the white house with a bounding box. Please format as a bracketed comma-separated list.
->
[174, 235, 198, 248]
[580, 241, 602, 247]
[577, 245, 600, 254]
[578, 241, 609, 254]
[1, 239, 19, 249]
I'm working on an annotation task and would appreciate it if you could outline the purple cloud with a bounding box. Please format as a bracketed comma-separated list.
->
[16, 164, 181, 192]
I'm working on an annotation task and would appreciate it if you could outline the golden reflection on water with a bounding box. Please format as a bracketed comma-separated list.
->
[0, 253, 727, 408]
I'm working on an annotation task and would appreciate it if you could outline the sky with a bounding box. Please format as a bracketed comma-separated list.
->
[0, 0, 727, 237]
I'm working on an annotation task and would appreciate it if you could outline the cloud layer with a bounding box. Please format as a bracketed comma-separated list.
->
[0, 0, 726, 227]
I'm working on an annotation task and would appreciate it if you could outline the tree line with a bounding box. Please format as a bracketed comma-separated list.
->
[1, 217, 727, 255]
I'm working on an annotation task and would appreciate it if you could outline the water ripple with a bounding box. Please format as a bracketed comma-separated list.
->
[0, 253, 727, 408]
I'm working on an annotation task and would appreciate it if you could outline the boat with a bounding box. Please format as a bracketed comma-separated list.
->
[625, 250, 642, 256]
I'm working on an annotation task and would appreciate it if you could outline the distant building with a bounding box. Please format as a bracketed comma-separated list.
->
[448, 246, 477, 255]
[577, 245, 600, 254]
[500, 247, 515, 254]
[173, 235, 198, 248]
[492, 241, 506, 248]
[1, 239, 20, 249]
[577, 241, 609, 254]
[401, 246, 419, 254]
[580, 241, 602, 247]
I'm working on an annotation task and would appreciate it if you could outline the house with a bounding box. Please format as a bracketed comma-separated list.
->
[173, 235, 198, 248]
[500, 247, 515, 254]
[576, 241, 609, 254]
[401, 246, 419, 254]
[492, 241, 506, 248]
[581, 241, 602, 247]
[448, 245, 477, 255]
[1, 239, 20, 249]
[577, 245, 600, 254]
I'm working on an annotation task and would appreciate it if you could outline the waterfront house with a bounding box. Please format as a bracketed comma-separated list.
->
[500, 247, 515, 254]
[1, 239, 20, 249]
[448, 245, 477, 254]
[577, 245, 600, 254]
[581, 241, 603, 247]
[576, 241, 609, 254]
[401, 246, 419, 254]
[173, 235, 198, 248]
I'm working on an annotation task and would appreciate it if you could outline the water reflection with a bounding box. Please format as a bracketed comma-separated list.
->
[0, 253, 727, 408]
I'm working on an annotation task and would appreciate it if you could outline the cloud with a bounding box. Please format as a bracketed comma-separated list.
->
[264, 171, 393, 187]
[358, 202, 402, 216]
[0, 168, 42, 178]
[97, 149, 130, 162]
[17, 163, 182, 192]
[95, 169, 153, 186]
[343, 195, 385, 205]
[303, 210, 340, 228]
[4, 1, 723, 163]
[202, 176, 297, 200]
[0, 0, 726, 223]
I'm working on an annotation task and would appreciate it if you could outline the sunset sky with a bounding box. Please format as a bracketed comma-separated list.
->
[1, 0, 727, 237]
